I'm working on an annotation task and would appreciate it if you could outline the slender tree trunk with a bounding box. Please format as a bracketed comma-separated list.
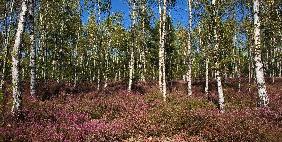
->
[28, 0, 36, 97]
[200, 25, 209, 96]
[205, 58, 209, 96]
[248, 46, 253, 92]
[212, 0, 224, 112]
[74, 26, 81, 87]
[141, 2, 146, 82]
[186, 0, 193, 96]
[238, 49, 241, 92]
[233, 34, 237, 79]
[276, 9, 282, 78]
[215, 66, 224, 112]
[42, 13, 47, 82]
[279, 59, 282, 78]
[104, 44, 110, 88]
[159, 0, 167, 101]
[271, 38, 276, 83]
[11, 0, 28, 115]
[279, 46, 282, 78]
[128, 45, 134, 91]
[158, 0, 163, 93]
[128, 0, 136, 92]
[38, 2, 45, 81]
[118, 58, 121, 81]
[253, 0, 269, 107]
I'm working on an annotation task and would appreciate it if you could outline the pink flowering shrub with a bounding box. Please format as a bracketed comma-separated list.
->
[0, 80, 281, 141]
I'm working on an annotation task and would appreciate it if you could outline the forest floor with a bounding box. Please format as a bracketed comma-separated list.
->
[0, 78, 282, 142]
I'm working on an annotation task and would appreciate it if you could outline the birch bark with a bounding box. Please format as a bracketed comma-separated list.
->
[11, 0, 28, 114]
[162, 0, 167, 99]
[186, 0, 193, 96]
[253, 0, 269, 107]
[212, 0, 224, 112]
[29, 0, 36, 97]
[128, 0, 136, 92]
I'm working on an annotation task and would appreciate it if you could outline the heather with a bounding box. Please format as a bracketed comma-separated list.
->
[0, 79, 282, 142]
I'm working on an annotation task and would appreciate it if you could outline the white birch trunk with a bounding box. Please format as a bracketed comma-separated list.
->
[215, 67, 224, 113]
[200, 25, 209, 96]
[104, 37, 111, 88]
[253, 0, 269, 107]
[212, 0, 224, 112]
[248, 46, 252, 92]
[158, 0, 163, 93]
[97, 68, 101, 90]
[128, 0, 136, 92]
[11, 0, 28, 114]
[74, 26, 80, 86]
[140, 2, 146, 82]
[29, 0, 36, 97]
[128, 41, 134, 92]
[186, 0, 193, 96]
[238, 49, 241, 92]
[141, 15, 146, 82]
[205, 58, 209, 96]
[160, 0, 167, 100]
[233, 34, 237, 78]
[141, 2, 147, 81]
[276, 9, 282, 78]
[278, 51, 282, 78]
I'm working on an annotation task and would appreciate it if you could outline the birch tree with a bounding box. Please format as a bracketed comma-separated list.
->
[158, 0, 163, 93]
[11, 0, 28, 115]
[128, 0, 137, 92]
[28, 0, 36, 97]
[253, 0, 269, 107]
[140, 0, 147, 82]
[158, 0, 167, 101]
[186, 0, 192, 96]
[212, 0, 224, 112]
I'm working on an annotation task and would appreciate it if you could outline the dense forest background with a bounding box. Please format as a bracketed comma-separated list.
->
[0, 0, 281, 141]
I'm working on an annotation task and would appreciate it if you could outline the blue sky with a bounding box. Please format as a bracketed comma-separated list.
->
[81, 0, 248, 31]
[81, 0, 189, 28]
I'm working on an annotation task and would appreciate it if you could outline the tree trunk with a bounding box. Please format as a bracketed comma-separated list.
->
[215, 67, 224, 112]
[271, 38, 276, 83]
[29, 0, 36, 97]
[11, 0, 28, 115]
[238, 49, 241, 92]
[158, 0, 163, 93]
[159, 0, 167, 101]
[128, 0, 137, 92]
[212, 0, 224, 112]
[140, 1, 146, 82]
[278, 48, 282, 78]
[104, 41, 110, 88]
[205, 58, 209, 96]
[186, 0, 193, 96]
[253, 0, 269, 107]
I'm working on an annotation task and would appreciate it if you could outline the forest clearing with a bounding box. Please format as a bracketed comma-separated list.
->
[0, 0, 281, 141]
